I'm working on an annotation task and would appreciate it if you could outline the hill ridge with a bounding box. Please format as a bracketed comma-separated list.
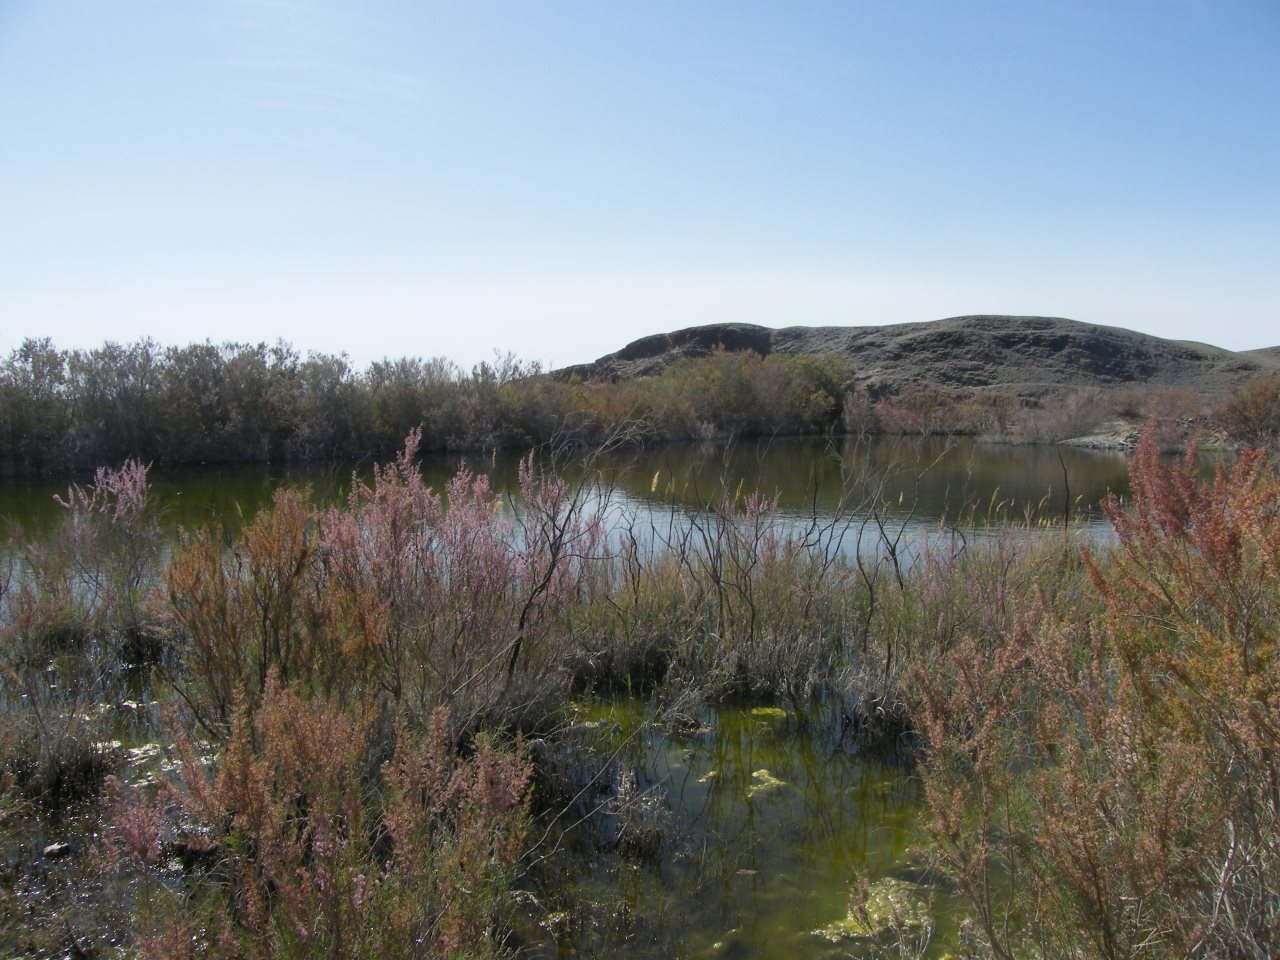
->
[560, 315, 1278, 398]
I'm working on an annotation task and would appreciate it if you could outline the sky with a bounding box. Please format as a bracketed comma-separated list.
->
[1, 1, 1277, 372]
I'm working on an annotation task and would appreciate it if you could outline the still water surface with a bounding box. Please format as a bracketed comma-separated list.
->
[526, 696, 960, 959]
[0, 436, 1133, 543]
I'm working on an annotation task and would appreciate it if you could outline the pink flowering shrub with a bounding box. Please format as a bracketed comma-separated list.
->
[54, 458, 163, 658]
[103, 675, 531, 959]
[4, 459, 156, 666]
[0, 460, 162, 804]
[316, 431, 605, 727]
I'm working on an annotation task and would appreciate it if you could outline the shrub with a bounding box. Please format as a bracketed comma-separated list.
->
[1218, 371, 1280, 450]
[54, 458, 164, 661]
[908, 429, 1280, 958]
[1138, 385, 1201, 452]
[841, 385, 880, 435]
[163, 487, 383, 733]
[0, 464, 159, 805]
[103, 677, 532, 959]
[1012, 386, 1107, 443]
[163, 432, 609, 734]
[867, 383, 951, 436]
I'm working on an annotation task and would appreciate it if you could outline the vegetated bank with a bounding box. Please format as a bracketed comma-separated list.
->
[1, 424, 1277, 957]
[4, 315, 1278, 478]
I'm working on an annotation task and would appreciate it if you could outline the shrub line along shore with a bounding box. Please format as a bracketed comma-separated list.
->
[3, 335, 1278, 479]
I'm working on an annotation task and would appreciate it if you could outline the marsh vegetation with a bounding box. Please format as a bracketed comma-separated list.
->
[0, 420, 1277, 958]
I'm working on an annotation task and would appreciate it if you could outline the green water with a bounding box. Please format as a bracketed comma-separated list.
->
[609, 435, 1129, 525]
[525, 697, 959, 959]
[0, 435, 1132, 540]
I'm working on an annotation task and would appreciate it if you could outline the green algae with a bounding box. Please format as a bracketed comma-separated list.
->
[745, 768, 787, 797]
[813, 876, 932, 942]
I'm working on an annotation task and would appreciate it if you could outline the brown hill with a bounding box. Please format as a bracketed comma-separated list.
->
[561, 316, 1278, 399]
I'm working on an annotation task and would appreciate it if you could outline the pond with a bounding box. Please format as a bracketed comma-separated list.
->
[0, 435, 1133, 544]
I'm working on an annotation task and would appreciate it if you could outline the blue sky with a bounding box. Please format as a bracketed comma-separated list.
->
[2, 1, 1277, 371]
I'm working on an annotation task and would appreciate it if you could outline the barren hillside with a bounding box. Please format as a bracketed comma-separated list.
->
[559, 316, 1278, 399]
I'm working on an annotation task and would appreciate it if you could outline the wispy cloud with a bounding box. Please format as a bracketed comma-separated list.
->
[205, 0, 423, 130]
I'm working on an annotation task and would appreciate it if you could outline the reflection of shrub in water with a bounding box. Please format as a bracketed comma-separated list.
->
[841, 695, 917, 766]
[610, 766, 671, 863]
[6, 725, 118, 807]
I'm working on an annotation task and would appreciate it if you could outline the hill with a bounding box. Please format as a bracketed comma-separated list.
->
[560, 315, 1278, 399]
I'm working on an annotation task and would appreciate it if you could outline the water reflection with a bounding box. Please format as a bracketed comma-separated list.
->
[0, 437, 1133, 543]
[531, 697, 962, 959]
[608, 436, 1130, 526]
